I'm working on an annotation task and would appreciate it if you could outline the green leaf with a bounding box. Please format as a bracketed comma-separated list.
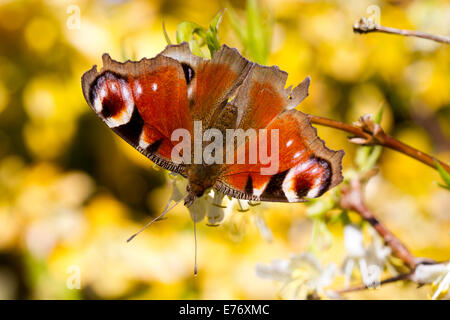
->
[435, 161, 450, 190]
[205, 31, 221, 55]
[189, 39, 204, 57]
[356, 145, 371, 168]
[246, 0, 272, 64]
[209, 9, 224, 32]
[308, 218, 333, 253]
[227, 0, 272, 64]
[205, 10, 224, 55]
[176, 21, 203, 44]
[374, 105, 384, 124]
[361, 145, 382, 172]
[306, 197, 335, 219]
[175, 21, 208, 57]
[227, 5, 248, 46]
[331, 209, 351, 225]
[174, 11, 224, 58]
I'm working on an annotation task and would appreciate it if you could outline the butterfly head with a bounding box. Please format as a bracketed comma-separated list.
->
[184, 180, 209, 208]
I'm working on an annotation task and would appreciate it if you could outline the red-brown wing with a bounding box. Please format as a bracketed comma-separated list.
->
[216, 110, 344, 202]
[160, 42, 252, 128]
[81, 53, 192, 174]
[234, 64, 311, 131]
[215, 63, 343, 202]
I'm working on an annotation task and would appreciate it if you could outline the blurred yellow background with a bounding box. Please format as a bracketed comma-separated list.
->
[0, 0, 449, 299]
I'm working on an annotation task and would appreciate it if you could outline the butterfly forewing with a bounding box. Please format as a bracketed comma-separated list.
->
[81, 53, 192, 174]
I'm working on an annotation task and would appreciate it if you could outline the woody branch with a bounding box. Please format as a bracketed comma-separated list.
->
[339, 175, 418, 270]
[308, 114, 450, 173]
[336, 273, 413, 294]
[353, 17, 450, 45]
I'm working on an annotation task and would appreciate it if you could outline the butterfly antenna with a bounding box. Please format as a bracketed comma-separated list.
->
[127, 197, 183, 243]
[194, 204, 198, 276]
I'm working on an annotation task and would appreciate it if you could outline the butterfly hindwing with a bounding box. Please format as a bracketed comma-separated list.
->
[214, 64, 344, 202]
[216, 110, 344, 202]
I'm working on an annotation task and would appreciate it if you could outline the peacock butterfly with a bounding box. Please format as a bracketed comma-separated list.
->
[81, 42, 344, 208]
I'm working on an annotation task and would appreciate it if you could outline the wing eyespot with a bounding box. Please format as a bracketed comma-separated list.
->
[181, 63, 195, 84]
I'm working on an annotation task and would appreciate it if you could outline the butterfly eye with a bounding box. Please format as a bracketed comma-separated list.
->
[181, 63, 195, 84]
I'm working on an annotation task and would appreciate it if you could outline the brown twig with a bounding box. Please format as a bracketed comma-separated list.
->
[336, 272, 413, 294]
[340, 177, 417, 270]
[353, 17, 450, 44]
[317, 16, 448, 297]
[308, 114, 450, 173]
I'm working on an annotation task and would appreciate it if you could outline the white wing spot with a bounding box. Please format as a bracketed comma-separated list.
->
[253, 181, 269, 197]
[138, 130, 150, 149]
[121, 86, 131, 101]
[306, 177, 323, 198]
[135, 82, 142, 97]
[93, 96, 102, 113]
[293, 151, 302, 159]
[152, 83, 158, 92]
[100, 87, 107, 99]
[286, 140, 293, 148]
[282, 169, 300, 202]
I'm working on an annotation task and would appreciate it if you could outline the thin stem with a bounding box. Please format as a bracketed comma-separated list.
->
[336, 273, 412, 294]
[309, 115, 372, 139]
[340, 178, 417, 270]
[309, 115, 450, 173]
[353, 18, 450, 44]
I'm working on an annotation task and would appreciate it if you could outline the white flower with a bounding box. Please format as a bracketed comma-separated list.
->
[253, 212, 273, 243]
[344, 223, 365, 257]
[225, 198, 273, 242]
[206, 191, 226, 225]
[168, 175, 226, 225]
[185, 186, 273, 241]
[256, 259, 291, 282]
[188, 190, 226, 225]
[341, 224, 390, 288]
[256, 252, 336, 299]
[412, 262, 450, 300]
[188, 192, 210, 223]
